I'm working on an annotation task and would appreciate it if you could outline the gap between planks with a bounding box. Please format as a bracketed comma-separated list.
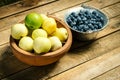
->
[0, 2, 120, 46]
[91, 65, 120, 80]
[0, 0, 89, 19]
[1, 29, 120, 80]
[0, 0, 120, 31]
[48, 47, 120, 80]
[0, 0, 119, 79]
[0, 0, 58, 19]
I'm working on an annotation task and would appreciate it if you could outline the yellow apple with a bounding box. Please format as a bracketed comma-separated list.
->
[19, 36, 33, 51]
[49, 36, 62, 51]
[11, 23, 28, 39]
[33, 37, 51, 54]
[32, 29, 47, 39]
[52, 27, 68, 42]
[40, 14, 48, 22]
[42, 17, 57, 35]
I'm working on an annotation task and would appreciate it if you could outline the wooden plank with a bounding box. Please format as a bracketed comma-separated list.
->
[52, 2, 120, 49]
[0, 2, 120, 46]
[1, 0, 119, 20]
[0, 44, 30, 79]
[1, 0, 119, 31]
[0, 0, 89, 31]
[0, 43, 12, 61]
[0, 29, 10, 46]
[84, 0, 120, 9]
[102, 2, 120, 18]
[1, 30, 120, 80]
[0, 56, 30, 79]
[0, 0, 57, 19]
[48, 47, 120, 80]
[53, 1, 120, 19]
[92, 66, 120, 80]
[0, 13, 120, 47]
[0, 1, 120, 79]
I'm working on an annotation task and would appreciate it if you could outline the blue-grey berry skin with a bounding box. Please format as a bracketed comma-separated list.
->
[71, 12, 78, 18]
[97, 22, 103, 29]
[94, 25, 99, 29]
[66, 8, 104, 32]
[72, 26, 78, 30]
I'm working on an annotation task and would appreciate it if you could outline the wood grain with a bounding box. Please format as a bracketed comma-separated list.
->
[0, 0, 57, 19]
[0, 1, 120, 46]
[0, 0, 88, 31]
[92, 66, 120, 80]
[0, 0, 120, 80]
[53, 1, 120, 19]
[1, 30, 120, 80]
[48, 47, 120, 80]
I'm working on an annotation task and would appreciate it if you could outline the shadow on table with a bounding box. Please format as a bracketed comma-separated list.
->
[0, 45, 58, 80]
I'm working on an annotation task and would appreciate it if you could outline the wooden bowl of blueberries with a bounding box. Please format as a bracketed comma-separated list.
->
[64, 5, 109, 41]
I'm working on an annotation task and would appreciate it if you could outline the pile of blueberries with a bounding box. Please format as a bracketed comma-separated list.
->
[66, 9, 104, 32]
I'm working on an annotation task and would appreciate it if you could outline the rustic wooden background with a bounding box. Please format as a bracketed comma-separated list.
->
[0, 0, 120, 80]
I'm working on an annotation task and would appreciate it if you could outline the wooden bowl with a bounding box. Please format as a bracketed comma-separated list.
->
[10, 16, 72, 66]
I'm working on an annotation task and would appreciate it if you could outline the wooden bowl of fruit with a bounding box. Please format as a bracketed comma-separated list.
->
[64, 5, 109, 41]
[10, 13, 72, 66]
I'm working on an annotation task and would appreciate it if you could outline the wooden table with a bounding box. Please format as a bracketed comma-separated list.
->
[0, 0, 120, 80]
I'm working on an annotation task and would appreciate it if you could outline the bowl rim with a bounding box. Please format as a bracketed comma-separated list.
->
[64, 5, 109, 34]
[10, 16, 72, 58]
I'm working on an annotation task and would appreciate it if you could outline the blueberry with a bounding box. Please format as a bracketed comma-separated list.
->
[83, 25, 89, 32]
[84, 10, 89, 15]
[78, 10, 84, 16]
[89, 20, 94, 24]
[100, 16, 104, 21]
[87, 13, 92, 19]
[80, 28, 84, 32]
[79, 20, 84, 24]
[66, 17, 72, 25]
[77, 16, 82, 21]
[80, 15, 84, 19]
[84, 21, 88, 24]
[72, 26, 78, 30]
[69, 14, 75, 21]
[92, 11, 97, 16]
[78, 25, 84, 31]
[99, 17, 104, 24]
[82, 17, 87, 21]
[91, 18, 96, 21]
[72, 21, 77, 26]
[94, 25, 99, 29]
[96, 13, 101, 19]
[97, 22, 103, 29]
[71, 12, 78, 18]
[77, 25, 82, 30]
[88, 23, 94, 30]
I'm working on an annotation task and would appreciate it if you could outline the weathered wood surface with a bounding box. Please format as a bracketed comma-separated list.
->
[1, 30, 120, 80]
[92, 66, 120, 80]
[0, 0, 120, 80]
[49, 47, 120, 80]
[0, 0, 57, 19]
[0, 0, 88, 31]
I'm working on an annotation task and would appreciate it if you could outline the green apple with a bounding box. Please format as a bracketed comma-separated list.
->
[11, 23, 28, 39]
[32, 29, 47, 39]
[19, 36, 33, 51]
[49, 36, 62, 51]
[52, 27, 68, 42]
[33, 37, 51, 54]
[25, 13, 43, 30]
[42, 17, 57, 35]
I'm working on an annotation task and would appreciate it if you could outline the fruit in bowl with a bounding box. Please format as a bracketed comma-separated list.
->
[64, 5, 109, 41]
[10, 13, 72, 66]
